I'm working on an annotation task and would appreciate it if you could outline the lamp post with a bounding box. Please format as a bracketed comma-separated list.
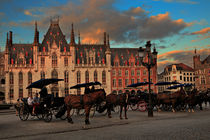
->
[138, 41, 157, 117]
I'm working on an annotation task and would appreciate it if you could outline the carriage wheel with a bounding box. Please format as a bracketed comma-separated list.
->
[19, 106, 29, 121]
[130, 103, 138, 111]
[138, 101, 147, 112]
[90, 107, 96, 118]
[43, 108, 52, 122]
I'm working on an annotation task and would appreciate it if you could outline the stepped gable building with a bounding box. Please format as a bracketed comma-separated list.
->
[193, 50, 210, 91]
[158, 63, 195, 92]
[4, 19, 157, 103]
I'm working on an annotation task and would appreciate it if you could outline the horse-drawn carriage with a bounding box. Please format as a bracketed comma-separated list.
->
[18, 78, 66, 122]
[65, 81, 106, 124]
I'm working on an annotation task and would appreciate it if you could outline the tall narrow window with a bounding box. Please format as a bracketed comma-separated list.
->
[113, 79, 116, 87]
[19, 88, 23, 98]
[118, 79, 122, 87]
[64, 71, 69, 83]
[85, 71, 89, 83]
[9, 88, 14, 99]
[125, 79, 129, 86]
[94, 71, 98, 82]
[52, 53, 57, 67]
[41, 57, 45, 67]
[137, 70, 140, 76]
[65, 86, 69, 96]
[102, 70, 106, 85]
[19, 72, 23, 85]
[125, 70, 129, 76]
[131, 79, 135, 84]
[28, 72, 32, 85]
[64, 57, 68, 66]
[118, 70, 122, 76]
[131, 70, 135, 76]
[9, 72, 14, 85]
[41, 71, 45, 79]
[77, 71, 81, 83]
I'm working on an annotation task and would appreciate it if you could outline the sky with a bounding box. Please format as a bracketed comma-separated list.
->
[0, 0, 209, 73]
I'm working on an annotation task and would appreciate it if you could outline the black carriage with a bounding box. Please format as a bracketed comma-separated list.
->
[126, 82, 153, 112]
[18, 78, 65, 122]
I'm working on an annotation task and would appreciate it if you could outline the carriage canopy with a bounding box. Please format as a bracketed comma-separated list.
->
[70, 81, 102, 89]
[155, 81, 180, 86]
[127, 82, 152, 88]
[26, 78, 64, 89]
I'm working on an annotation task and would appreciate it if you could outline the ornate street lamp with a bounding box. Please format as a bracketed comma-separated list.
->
[138, 41, 157, 117]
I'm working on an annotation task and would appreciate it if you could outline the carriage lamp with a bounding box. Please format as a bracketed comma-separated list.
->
[138, 41, 157, 117]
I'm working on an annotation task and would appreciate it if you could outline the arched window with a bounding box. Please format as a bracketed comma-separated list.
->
[52, 70, 58, 84]
[64, 71, 69, 83]
[102, 70, 106, 85]
[52, 53, 57, 67]
[19, 72, 23, 85]
[85, 71, 89, 83]
[51, 69, 58, 79]
[40, 71, 45, 79]
[28, 72, 32, 84]
[77, 71, 81, 83]
[94, 71, 97, 82]
[9, 72, 13, 85]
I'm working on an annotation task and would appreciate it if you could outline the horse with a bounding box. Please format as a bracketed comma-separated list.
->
[186, 88, 199, 112]
[186, 88, 206, 112]
[104, 92, 129, 119]
[156, 87, 187, 112]
[64, 89, 106, 125]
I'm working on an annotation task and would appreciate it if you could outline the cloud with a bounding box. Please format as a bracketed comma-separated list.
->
[155, 0, 198, 4]
[157, 48, 210, 73]
[24, 10, 33, 16]
[190, 27, 210, 42]
[9, 0, 190, 44]
[191, 27, 210, 35]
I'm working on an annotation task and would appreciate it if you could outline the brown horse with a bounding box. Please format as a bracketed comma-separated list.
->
[105, 93, 129, 119]
[156, 87, 187, 112]
[64, 89, 106, 124]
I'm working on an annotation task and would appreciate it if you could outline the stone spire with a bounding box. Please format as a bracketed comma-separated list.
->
[5, 32, 9, 53]
[33, 21, 39, 45]
[9, 31, 13, 46]
[107, 34, 110, 46]
[78, 30, 81, 45]
[70, 23, 75, 45]
[104, 32, 106, 45]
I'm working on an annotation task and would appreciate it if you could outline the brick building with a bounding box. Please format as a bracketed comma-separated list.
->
[4, 20, 157, 103]
[193, 50, 210, 91]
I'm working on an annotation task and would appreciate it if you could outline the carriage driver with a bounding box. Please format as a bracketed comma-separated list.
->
[84, 85, 91, 94]
[32, 92, 40, 114]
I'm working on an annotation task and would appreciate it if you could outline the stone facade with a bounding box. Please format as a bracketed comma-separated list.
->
[4, 20, 157, 103]
[0, 50, 5, 103]
[193, 51, 210, 91]
[158, 63, 195, 92]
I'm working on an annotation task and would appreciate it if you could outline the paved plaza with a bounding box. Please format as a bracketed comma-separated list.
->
[0, 106, 210, 140]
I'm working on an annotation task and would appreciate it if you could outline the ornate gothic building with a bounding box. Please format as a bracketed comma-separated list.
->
[193, 50, 210, 91]
[4, 20, 157, 103]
